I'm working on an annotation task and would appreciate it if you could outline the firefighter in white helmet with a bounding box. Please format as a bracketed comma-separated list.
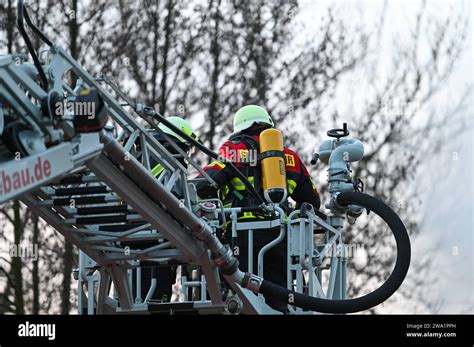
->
[196, 105, 320, 312]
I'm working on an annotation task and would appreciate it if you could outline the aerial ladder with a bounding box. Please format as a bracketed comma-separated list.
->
[0, 1, 411, 315]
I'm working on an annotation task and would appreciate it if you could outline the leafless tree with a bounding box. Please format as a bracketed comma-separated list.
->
[277, 2, 470, 312]
[0, 0, 112, 314]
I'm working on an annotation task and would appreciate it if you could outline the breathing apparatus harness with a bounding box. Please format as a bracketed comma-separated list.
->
[227, 126, 291, 219]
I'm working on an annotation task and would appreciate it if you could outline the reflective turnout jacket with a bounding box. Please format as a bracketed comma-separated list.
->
[196, 134, 321, 220]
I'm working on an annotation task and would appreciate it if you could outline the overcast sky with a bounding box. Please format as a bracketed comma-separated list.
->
[295, 0, 473, 313]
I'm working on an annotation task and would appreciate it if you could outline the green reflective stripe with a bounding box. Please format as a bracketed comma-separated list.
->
[231, 176, 254, 191]
[287, 179, 297, 194]
[242, 212, 253, 218]
[220, 185, 231, 200]
[231, 177, 255, 183]
[238, 212, 265, 220]
[151, 163, 165, 177]
[231, 178, 246, 191]
[151, 163, 162, 173]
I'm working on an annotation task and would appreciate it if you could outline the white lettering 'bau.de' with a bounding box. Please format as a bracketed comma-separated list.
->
[18, 321, 56, 341]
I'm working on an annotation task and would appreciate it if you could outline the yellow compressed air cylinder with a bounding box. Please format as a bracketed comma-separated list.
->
[260, 128, 288, 204]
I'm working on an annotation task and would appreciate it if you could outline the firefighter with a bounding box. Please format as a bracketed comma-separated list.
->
[195, 105, 321, 312]
[132, 116, 199, 303]
[150, 116, 199, 178]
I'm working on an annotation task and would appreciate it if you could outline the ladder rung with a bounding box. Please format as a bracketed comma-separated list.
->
[52, 195, 112, 205]
[82, 232, 162, 243]
[54, 186, 109, 196]
[73, 215, 129, 225]
[98, 222, 147, 232]
[76, 205, 129, 215]
[58, 175, 99, 184]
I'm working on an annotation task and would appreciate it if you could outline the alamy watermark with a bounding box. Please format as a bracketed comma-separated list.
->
[217, 147, 259, 167]
[380, 99, 420, 116]
[322, 243, 365, 258]
[54, 100, 96, 118]
[18, 321, 56, 341]
[0, 243, 38, 261]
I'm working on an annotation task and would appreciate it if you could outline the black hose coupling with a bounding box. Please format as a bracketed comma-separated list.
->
[242, 273, 264, 293]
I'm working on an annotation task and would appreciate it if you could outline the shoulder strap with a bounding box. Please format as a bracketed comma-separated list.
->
[227, 134, 263, 204]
